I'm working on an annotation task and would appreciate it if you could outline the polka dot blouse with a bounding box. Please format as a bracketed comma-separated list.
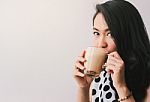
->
[91, 69, 119, 102]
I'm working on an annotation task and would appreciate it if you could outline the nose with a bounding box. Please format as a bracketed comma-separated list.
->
[97, 37, 107, 48]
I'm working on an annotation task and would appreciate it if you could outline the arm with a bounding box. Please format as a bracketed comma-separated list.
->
[105, 51, 136, 102]
[115, 85, 135, 102]
[74, 50, 93, 102]
[77, 87, 90, 102]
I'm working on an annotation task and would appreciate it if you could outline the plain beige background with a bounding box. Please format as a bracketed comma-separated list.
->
[0, 0, 149, 102]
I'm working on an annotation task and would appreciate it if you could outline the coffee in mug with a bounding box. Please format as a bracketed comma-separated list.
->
[84, 47, 107, 78]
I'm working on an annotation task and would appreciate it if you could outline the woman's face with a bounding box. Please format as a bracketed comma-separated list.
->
[92, 13, 117, 53]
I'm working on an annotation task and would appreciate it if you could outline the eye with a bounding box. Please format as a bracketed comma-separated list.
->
[106, 32, 111, 37]
[93, 32, 100, 36]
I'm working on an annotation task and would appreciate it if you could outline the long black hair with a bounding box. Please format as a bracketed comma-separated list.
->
[93, 0, 150, 101]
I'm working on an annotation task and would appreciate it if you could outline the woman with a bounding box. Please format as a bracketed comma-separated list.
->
[74, 0, 150, 102]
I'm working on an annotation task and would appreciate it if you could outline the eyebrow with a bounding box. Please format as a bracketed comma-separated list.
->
[93, 27, 110, 32]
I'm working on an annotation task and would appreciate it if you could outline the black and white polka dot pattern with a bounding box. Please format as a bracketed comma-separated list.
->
[91, 70, 119, 102]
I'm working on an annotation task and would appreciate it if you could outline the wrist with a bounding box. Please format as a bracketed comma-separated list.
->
[116, 85, 131, 99]
[114, 81, 127, 89]
[77, 87, 90, 101]
[78, 86, 90, 93]
[118, 91, 132, 101]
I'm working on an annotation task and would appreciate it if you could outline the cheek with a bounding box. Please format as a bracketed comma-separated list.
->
[92, 37, 98, 46]
[107, 40, 117, 52]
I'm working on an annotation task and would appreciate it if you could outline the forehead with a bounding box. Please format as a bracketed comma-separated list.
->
[93, 13, 108, 31]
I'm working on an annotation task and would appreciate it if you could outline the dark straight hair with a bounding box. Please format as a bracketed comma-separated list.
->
[93, 0, 150, 101]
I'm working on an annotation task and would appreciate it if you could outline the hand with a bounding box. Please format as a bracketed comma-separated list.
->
[73, 50, 93, 88]
[104, 51, 126, 88]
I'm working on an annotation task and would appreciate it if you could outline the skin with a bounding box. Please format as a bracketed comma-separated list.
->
[74, 13, 136, 102]
[145, 86, 150, 102]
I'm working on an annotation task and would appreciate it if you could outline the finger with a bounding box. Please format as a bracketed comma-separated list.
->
[106, 59, 116, 67]
[107, 56, 117, 63]
[105, 65, 115, 74]
[74, 70, 85, 77]
[105, 63, 117, 73]
[106, 62, 122, 74]
[75, 62, 85, 70]
[106, 61, 121, 71]
[77, 56, 86, 63]
[108, 56, 123, 64]
[108, 55, 125, 69]
[108, 51, 121, 59]
[79, 49, 86, 57]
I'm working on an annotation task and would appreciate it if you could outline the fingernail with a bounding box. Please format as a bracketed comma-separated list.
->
[102, 64, 107, 68]
[107, 53, 110, 55]
[81, 74, 85, 77]
[82, 66, 85, 70]
[82, 58, 86, 62]
[105, 68, 108, 72]
[83, 59, 86, 62]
